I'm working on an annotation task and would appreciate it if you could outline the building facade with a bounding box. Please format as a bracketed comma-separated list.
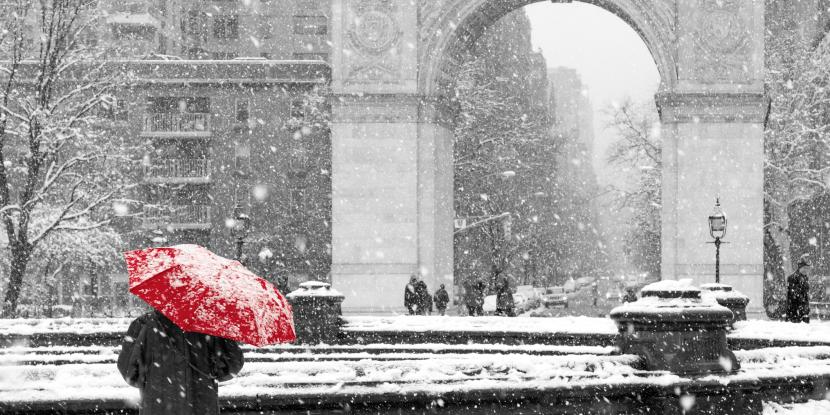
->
[100, 0, 330, 61]
[9, 0, 334, 317]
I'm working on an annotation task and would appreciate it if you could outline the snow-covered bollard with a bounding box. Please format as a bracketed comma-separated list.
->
[701, 283, 749, 324]
[610, 279, 739, 375]
[286, 281, 345, 345]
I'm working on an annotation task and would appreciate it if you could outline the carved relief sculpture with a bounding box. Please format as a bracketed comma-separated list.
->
[691, 0, 751, 82]
[345, 0, 403, 83]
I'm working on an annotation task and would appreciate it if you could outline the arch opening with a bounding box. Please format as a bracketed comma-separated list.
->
[419, 0, 675, 100]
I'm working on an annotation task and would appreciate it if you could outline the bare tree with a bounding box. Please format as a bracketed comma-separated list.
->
[763, 31, 830, 317]
[604, 99, 662, 279]
[0, 0, 133, 317]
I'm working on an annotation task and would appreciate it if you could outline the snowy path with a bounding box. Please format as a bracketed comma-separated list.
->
[2, 343, 830, 406]
[3, 316, 829, 346]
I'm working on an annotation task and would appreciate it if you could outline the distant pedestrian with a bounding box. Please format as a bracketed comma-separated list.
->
[404, 275, 418, 315]
[591, 282, 599, 307]
[434, 284, 450, 316]
[274, 274, 290, 295]
[463, 279, 477, 316]
[787, 257, 812, 323]
[416, 280, 432, 315]
[623, 288, 638, 303]
[473, 279, 486, 316]
[117, 310, 244, 415]
[495, 277, 515, 317]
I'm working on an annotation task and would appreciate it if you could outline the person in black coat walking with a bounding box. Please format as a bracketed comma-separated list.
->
[415, 280, 433, 315]
[434, 284, 450, 316]
[787, 257, 812, 323]
[404, 275, 419, 315]
[495, 277, 515, 317]
[117, 310, 244, 415]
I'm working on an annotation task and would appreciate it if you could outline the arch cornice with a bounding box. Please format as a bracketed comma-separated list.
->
[418, 0, 677, 97]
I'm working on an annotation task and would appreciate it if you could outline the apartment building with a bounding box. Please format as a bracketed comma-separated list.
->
[7, 1, 334, 317]
[138, 0, 330, 60]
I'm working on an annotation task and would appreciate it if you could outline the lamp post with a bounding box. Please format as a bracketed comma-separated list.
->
[232, 204, 251, 263]
[708, 198, 727, 283]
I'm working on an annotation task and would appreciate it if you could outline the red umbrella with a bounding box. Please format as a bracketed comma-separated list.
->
[124, 244, 295, 347]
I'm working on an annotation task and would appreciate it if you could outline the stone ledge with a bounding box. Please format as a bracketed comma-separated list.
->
[656, 91, 769, 124]
[4, 373, 830, 414]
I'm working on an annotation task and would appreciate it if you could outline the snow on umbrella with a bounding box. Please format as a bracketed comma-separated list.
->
[124, 244, 295, 347]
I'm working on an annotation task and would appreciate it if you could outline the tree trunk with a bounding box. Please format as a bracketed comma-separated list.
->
[764, 177, 792, 319]
[2, 244, 32, 318]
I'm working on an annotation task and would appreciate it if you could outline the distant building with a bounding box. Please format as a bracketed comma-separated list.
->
[548, 67, 593, 151]
[7, 1, 334, 317]
[145, 0, 330, 61]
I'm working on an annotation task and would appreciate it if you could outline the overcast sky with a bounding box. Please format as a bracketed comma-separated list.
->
[525, 2, 660, 180]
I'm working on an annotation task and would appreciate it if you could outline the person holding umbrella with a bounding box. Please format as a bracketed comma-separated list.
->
[118, 309, 244, 414]
[118, 245, 296, 414]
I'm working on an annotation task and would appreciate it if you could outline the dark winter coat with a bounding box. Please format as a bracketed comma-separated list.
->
[117, 311, 245, 415]
[786, 271, 811, 323]
[434, 288, 450, 310]
[404, 282, 418, 313]
[495, 280, 515, 317]
[416, 281, 433, 314]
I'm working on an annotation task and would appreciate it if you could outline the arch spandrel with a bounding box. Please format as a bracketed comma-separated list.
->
[418, 0, 678, 97]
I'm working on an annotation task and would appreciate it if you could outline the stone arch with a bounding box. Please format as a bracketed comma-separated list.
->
[418, 0, 676, 98]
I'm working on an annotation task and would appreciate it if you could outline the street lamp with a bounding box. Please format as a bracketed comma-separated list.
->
[232, 204, 251, 263]
[708, 198, 727, 283]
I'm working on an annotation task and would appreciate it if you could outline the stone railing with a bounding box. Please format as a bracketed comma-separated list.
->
[143, 112, 211, 133]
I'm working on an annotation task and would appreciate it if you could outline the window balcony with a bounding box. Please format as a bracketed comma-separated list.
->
[142, 113, 211, 137]
[142, 204, 211, 230]
[144, 158, 211, 184]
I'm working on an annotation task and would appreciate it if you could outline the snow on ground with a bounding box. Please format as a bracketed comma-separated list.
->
[0, 353, 643, 403]
[0, 318, 132, 336]
[764, 400, 830, 414]
[3, 341, 830, 404]
[342, 315, 619, 335]
[731, 320, 830, 344]
[3, 316, 830, 347]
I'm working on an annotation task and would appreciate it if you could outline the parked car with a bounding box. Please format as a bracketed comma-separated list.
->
[542, 287, 568, 308]
[483, 295, 497, 314]
[515, 285, 542, 309]
[605, 289, 623, 303]
[576, 276, 596, 289]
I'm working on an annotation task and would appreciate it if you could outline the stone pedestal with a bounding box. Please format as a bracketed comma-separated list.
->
[286, 281, 345, 345]
[701, 283, 750, 323]
[610, 280, 739, 375]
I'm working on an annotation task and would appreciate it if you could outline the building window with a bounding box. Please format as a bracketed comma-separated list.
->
[184, 10, 209, 41]
[258, 15, 273, 39]
[211, 51, 238, 60]
[291, 52, 328, 61]
[290, 98, 305, 120]
[101, 98, 128, 121]
[112, 24, 156, 40]
[82, 275, 98, 297]
[292, 16, 327, 35]
[147, 97, 210, 114]
[235, 98, 250, 123]
[214, 15, 239, 39]
[234, 138, 251, 173]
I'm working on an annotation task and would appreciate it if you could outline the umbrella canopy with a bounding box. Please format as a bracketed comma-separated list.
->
[124, 244, 295, 347]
